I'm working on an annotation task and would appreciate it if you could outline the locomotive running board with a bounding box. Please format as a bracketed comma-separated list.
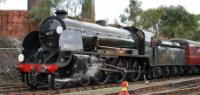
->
[72, 51, 149, 58]
[55, 78, 81, 82]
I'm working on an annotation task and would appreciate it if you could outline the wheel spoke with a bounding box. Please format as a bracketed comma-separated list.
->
[134, 66, 142, 81]
[94, 71, 110, 84]
[114, 58, 126, 82]
[152, 67, 160, 79]
[127, 59, 142, 81]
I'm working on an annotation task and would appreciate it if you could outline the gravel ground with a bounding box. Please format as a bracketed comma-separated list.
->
[58, 76, 200, 95]
[0, 72, 21, 84]
[58, 83, 146, 95]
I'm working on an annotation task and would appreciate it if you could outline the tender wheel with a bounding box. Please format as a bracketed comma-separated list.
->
[171, 66, 178, 76]
[152, 67, 160, 79]
[198, 67, 200, 74]
[184, 67, 190, 75]
[193, 67, 199, 74]
[24, 72, 38, 89]
[164, 67, 170, 77]
[178, 66, 184, 76]
[157, 67, 163, 77]
[146, 67, 153, 79]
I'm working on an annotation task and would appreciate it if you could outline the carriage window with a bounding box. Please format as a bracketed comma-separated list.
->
[59, 29, 83, 51]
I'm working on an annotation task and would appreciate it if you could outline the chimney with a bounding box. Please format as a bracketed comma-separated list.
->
[28, 0, 37, 10]
[55, 10, 68, 19]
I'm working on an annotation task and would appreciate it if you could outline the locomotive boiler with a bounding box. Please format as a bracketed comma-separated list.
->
[16, 13, 149, 89]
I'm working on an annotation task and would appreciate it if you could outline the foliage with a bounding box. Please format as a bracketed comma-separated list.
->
[158, 6, 199, 40]
[81, 0, 95, 21]
[28, 0, 56, 24]
[119, 14, 127, 23]
[121, 3, 200, 40]
[28, 0, 86, 23]
[58, 0, 82, 17]
[139, 8, 165, 29]
[127, 0, 142, 23]
[120, 0, 142, 26]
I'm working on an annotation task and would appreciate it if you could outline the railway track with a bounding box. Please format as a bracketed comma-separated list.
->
[104, 76, 200, 95]
[104, 85, 200, 95]
[146, 85, 200, 95]
[0, 76, 200, 95]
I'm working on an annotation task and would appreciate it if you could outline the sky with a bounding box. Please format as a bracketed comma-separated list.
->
[0, 0, 27, 10]
[0, 0, 200, 23]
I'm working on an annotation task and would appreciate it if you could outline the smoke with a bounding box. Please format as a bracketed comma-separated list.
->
[85, 56, 102, 77]
[85, 63, 102, 77]
[69, 55, 103, 82]
[55, 55, 104, 83]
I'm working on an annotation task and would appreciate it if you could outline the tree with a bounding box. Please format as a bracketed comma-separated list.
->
[139, 8, 164, 29]
[28, 0, 57, 23]
[81, 0, 95, 22]
[136, 5, 199, 40]
[57, 0, 82, 17]
[120, 0, 142, 27]
[28, 0, 84, 24]
[119, 14, 127, 23]
[159, 6, 199, 39]
[121, 1, 200, 40]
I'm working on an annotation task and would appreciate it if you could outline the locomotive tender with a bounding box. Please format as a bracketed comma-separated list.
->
[16, 12, 200, 89]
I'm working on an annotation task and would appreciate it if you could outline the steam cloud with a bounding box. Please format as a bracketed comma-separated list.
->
[85, 56, 102, 77]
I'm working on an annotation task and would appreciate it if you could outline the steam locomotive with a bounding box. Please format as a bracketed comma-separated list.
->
[16, 11, 200, 89]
